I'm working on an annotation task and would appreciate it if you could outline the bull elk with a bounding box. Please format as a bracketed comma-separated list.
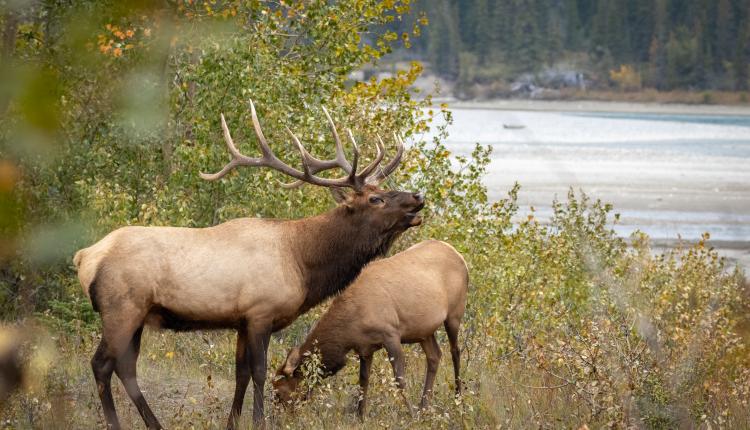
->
[273, 240, 468, 417]
[73, 100, 425, 429]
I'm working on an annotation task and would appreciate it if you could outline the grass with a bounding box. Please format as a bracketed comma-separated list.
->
[1, 328, 482, 429]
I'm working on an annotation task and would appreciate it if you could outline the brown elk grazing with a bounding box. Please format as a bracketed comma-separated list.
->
[73, 100, 425, 430]
[273, 240, 468, 417]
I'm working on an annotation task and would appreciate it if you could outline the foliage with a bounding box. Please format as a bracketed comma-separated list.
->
[0, 0, 427, 315]
[610, 65, 642, 91]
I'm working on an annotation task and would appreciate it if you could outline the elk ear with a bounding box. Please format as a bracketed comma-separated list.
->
[282, 347, 301, 376]
[329, 188, 352, 206]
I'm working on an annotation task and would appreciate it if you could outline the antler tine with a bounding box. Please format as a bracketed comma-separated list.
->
[248, 100, 274, 158]
[322, 106, 352, 173]
[357, 134, 386, 180]
[285, 126, 313, 177]
[345, 129, 360, 184]
[200, 113, 262, 181]
[367, 133, 405, 185]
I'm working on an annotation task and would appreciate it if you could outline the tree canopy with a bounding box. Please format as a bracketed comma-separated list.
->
[403, 0, 750, 90]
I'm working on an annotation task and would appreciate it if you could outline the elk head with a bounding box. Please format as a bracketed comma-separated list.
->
[272, 346, 303, 406]
[200, 100, 425, 233]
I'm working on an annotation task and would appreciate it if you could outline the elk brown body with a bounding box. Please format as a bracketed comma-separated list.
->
[73, 101, 423, 430]
[273, 240, 468, 417]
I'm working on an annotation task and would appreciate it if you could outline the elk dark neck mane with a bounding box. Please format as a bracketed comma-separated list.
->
[298, 313, 350, 375]
[292, 205, 400, 314]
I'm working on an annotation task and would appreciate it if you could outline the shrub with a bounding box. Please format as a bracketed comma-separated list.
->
[610, 64, 642, 91]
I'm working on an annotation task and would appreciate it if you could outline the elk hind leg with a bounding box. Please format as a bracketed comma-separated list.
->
[114, 326, 162, 429]
[444, 318, 462, 395]
[419, 334, 442, 409]
[92, 339, 120, 430]
[93, 304, 148, 430]
[357, 353, 373, 419]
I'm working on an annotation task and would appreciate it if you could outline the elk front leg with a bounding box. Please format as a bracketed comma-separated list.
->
[357, 354, 373, 419]
[248, 323, 272, 426]
[383, 337, 412, 414]
[419, 334, 442, 409]
[226, 325, 250, 430]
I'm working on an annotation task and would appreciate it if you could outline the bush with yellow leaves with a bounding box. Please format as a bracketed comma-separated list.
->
[610, 64, 643, 91]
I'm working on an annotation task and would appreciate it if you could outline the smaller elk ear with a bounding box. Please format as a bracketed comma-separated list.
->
[329, 188, 352, 206]
[282, 347, 301, 376]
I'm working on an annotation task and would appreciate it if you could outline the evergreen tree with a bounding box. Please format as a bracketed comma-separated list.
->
[733, 2, 749, 90]
[665, 27, 700, 89]
[426, 0, 462, 79]
[409, 0, 749, 90]
[510, 0, 545, 72]
[564, 0, 584, 50]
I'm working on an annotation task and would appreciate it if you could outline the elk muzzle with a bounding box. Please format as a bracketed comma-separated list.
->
[405, 192, 425, 226]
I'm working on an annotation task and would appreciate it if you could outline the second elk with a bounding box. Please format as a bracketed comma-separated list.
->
[273, 240, 468, 417]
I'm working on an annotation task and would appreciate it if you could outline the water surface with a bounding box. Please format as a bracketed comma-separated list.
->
[434, 107, 750, 244]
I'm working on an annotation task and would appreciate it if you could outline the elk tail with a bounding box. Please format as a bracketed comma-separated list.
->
[72, 249, 84, 268]
[72, 248, 100, 312]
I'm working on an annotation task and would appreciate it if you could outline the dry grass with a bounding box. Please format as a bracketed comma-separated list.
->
[6, 309, 746, 430]
[1, 328, 486, 429]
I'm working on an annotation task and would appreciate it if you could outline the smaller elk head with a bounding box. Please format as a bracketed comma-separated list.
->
[200, 100, 425, 235]
[272, 347, 303, 406]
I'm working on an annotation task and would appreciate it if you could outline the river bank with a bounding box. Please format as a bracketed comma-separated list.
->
[444, 98, 750, 116]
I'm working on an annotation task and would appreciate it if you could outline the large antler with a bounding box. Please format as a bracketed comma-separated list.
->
[200, 100, 404, 190]
[281, 110, 404, 189]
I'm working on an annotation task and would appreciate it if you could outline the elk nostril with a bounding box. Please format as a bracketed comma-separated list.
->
[413, 192, 424, 202]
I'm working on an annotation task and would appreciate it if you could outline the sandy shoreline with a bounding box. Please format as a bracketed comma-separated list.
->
[442, 99, 750, 116]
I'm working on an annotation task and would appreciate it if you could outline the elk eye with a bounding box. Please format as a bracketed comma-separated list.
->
[369, 196, 384, 204]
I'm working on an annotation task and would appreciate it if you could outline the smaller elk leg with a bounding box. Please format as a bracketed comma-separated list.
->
[226, 325, 250, 430]
[383, 337, 412, 414]
[248, 323, 272, 427]
[91, 340, 120, 430]
[357, 354, 373, 420]
[444, 318, 462, 395]
[114, 327, 162, 429]
[419, 334, 442, 410]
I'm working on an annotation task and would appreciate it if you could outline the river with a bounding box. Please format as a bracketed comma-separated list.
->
[432, 102, 750, 270]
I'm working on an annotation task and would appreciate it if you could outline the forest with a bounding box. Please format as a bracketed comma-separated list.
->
[401, 0, 750, 93]
[1, 1, 749, 428]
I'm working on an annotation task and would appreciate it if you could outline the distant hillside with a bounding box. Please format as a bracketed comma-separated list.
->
[388, 0, 750, 95]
